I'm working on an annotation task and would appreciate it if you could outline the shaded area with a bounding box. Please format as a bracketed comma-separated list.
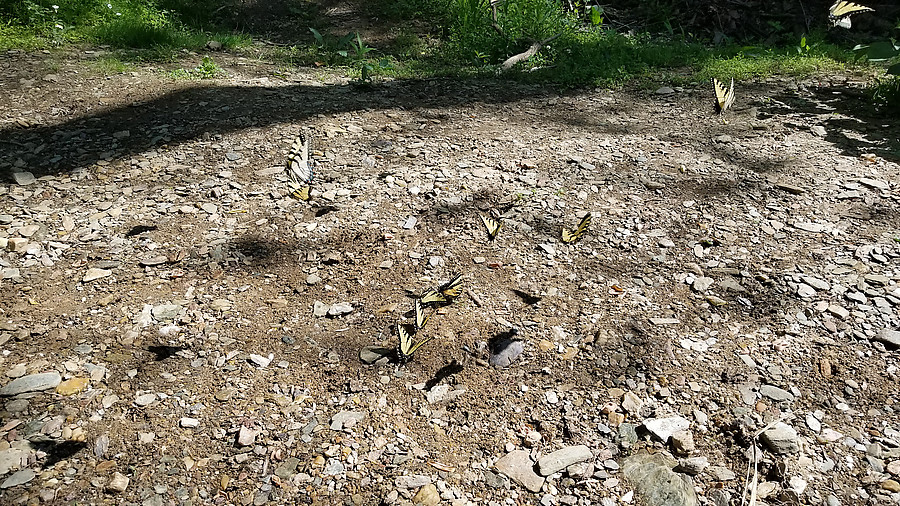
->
[31, 438, 88, 468]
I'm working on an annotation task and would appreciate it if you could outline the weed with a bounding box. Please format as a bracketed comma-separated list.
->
[168, 56, 223, 80]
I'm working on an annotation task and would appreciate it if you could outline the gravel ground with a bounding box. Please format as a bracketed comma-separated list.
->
[1, 49, 900, 505]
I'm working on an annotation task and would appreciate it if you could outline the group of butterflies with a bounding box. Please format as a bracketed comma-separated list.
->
[396, 272, 465, 363]
[479, 212, 592, 244]
[397, 210, 591, 363]
[710, 2, 874, 120]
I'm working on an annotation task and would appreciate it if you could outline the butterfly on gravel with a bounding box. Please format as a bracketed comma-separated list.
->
[285, 132, 314, 200]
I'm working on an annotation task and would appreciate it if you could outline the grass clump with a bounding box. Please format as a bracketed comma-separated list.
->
[167, 55, 224, 79]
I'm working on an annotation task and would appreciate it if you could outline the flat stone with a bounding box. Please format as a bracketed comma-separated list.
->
[707, 465, 737, 481]
[623, 452, 697, 506]
[106, 472, 129, 493]
[643, 416, 690, 443]
[152, 304, 182, 320]
[12, 172, 36, 186]
[412, 483, 440, 506]
[859, 177, 889, 190]
[759, 385, 794, 402]
[17, 225, 39, 237]
[83, 268, 111, 282]
[827, 305, 850, 319]
[874, 330, 900, 348]
[495, 450, 544, 492]
[210, 299, 231, 311]
[328, 302, 353, 316]
[671, 430, 695, 455]
[179, 417, 200, 428]
[676, 457, 708, 475]
[622, 391, 643, 415]
[139, 256, 168, 267]
[692, 277, 714, 292]
[489, 339, 524, 368]
[134, 393, 157, 406]
[0, 372, 62, 396]
[56, 377, 89, 395]
[760, 422, 801, 454]
[1, 468, 35, 488]
[274, 457, 300, 480]
[0, 448, 30, 475]
[330, 411, 365, 430]
[536, 445, 593, 476]
[802, 276, 829, 291]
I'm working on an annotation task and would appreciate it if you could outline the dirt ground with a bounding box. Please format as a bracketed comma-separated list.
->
[2, 43, 900, 505]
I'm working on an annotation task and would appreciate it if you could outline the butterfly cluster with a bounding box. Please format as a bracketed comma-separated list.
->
[480, 211, 592, 245]
[396, 273, 464, 363]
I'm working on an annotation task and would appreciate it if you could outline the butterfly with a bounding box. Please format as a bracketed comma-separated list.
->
[285, 132, 314, 200]
[396, 323, 434, 364]
[414, 298, 431, 330]
[420, 287, 448, 306]
[829, 1, 873, 28]
[438, 272, 464, 299]
[480, 213, 501, 241]
[713, 78, 735, 116]
[561, 212, 592, 243]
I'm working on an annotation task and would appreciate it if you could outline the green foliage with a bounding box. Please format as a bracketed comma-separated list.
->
[871, 76, 900, 111]
[167, 55, 223, 79]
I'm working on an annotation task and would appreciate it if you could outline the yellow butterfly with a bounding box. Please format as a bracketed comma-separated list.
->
[285, 132, 314, 200]
[480, 214, 501, 241]
[713, 78, 735, 116]
[438, 272, 464, 299]
[561, 213, 592, 243]
[396, 323, 434, 363]
[829, 1, 873, 28]
[420, 287, 448, 306]
[414, 298, 431, 330]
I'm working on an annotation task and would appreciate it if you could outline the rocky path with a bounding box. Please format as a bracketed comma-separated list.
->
[1, 50, 900, 505]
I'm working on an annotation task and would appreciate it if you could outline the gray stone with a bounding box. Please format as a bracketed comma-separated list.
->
[622, 391, 643, 415]
[802, 276, 830, 291]
[676, 457, 708, 475]
[706, 465, 736, 481]
[760, 422, 801, 454]
[623, 453, 697, 506]
[83, 268, 111, 282]
[483, 470, 508, 488]
[759, 385, 794, 402]
[152, 304, 182, 321]
[692, 277, 714, 292]
[12, 172, 36, 186]
[489, 339, 524, 368]
[643, 416, 690, 443]
[1, 468, 35, 488]
[495, 450, 544, 492]
[359, 346, 393, 364]
[0, 372, 62, 396]
[274, 457, 300, 479]
[134, 393, 157, 406]
[396, 474, 431, 489]
[106, 472, 129, 493]
[313, 301, 329, 317]
[0, 448, 30, 475]
[323, 459, 344, 476]
[536, 445, 592, 476]
[874, 330, 900, 348]
[671, 430, 695, 455]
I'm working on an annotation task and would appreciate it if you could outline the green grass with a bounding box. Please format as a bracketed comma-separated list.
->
[166, 56, 224, 80]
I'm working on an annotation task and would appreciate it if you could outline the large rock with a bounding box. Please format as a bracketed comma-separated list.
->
[760, 422, 801, 454]
[623, 452, 698, 506]
[0, 372, 62, 396]
[495, 450, 544, 492]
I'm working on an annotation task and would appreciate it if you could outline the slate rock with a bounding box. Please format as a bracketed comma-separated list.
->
[536, 445, 592, 476]
[759, 384, 794, 402]
[495, 450, 544, 492]
[1, 468, 35, 488]
[0, 372, 62, 396]
[623, 452, 698, 506]
[330, 411, 365, 430]
[874, 330, 900, 348]
[12, 172, 36, 186]
[489, 339, 524, 368]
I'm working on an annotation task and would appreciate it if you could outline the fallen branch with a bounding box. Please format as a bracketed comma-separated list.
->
[500, 33, 561, 71]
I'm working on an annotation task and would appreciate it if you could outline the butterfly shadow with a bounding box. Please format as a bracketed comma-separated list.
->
[423, 359, 464, 391]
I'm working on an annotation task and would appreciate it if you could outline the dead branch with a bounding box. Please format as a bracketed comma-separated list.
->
[500, 33, 561, 71]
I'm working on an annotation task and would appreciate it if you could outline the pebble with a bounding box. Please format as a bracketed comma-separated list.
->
[489, 339, 524, 368]
[676, 457, 708, 475]
[874, 329, 900, 348]
[83, 268, 111, 282]
[623, 453, 698, 506]
[12, 172, 36, 185]
[328, 302, 354, 316]
[759, 384, 794, 402]
[1, 468, 35, 488]
[106, 472, 129, 493]
[706, 465, 736, 481]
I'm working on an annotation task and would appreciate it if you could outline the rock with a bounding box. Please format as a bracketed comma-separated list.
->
[275, 457, 300, 479]
[328, 302, 353, 316]
[152, 304, 182, 320]
[623, 452, 698, 506]
[622, 391, 643, 415]
[495, 450, 544, 492]
[0, 448, 29, 475]
[882, 480, 900, 492]
[671, 430, 695, 455]
[83, 268, 111, 282]
[179, 417, 200, 428]
[359, 346, 393, 364]
[236, 426, 260, 446]
[489, 339, 524, 368]
[810, 125, 826, 137]
[676, 457, 708, 475]
[396, 475, 431, 489]
[210, 298, 231, 311]
[706, 466, 736, 481]
[536, 445, 593, 476]
[248, 354, 272, 368]
[0, 372, 62, 396]
[313, 301, 330, 317]
[1, 468, 35, 488]
[412, 483, 440, 505]
[17, 225, 39, 237]
[106, 472, 129, 493]
[760, 422, 801, 454]
[134, 393, 157, 406]
[642, 416, 690, 443]
[56, 377, 88, 395]
[330, 411, 365, 430]
[12, 172, 35, 185]
[874, 330, 900, 348]
[759, 385, 794, 402]
[426, 384, 466, 404]
[692, 277, 714, 292]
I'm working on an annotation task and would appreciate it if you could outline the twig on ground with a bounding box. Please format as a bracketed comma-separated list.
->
[500, 33, 562, 71]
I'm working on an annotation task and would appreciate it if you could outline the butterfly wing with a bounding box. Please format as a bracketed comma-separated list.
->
[562, 213, 592, 243]
[286, 132, 314, 184]
[396, 323, 433, 363]
[713, 78, 735, 114]
[438, 273, 463, 299]
[287, 181, 310, 201]
[414, 298, 430, 330]
[829, 1, 873, 27]
[420, 287, 448, 305]
[480, 214, 501, 240]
